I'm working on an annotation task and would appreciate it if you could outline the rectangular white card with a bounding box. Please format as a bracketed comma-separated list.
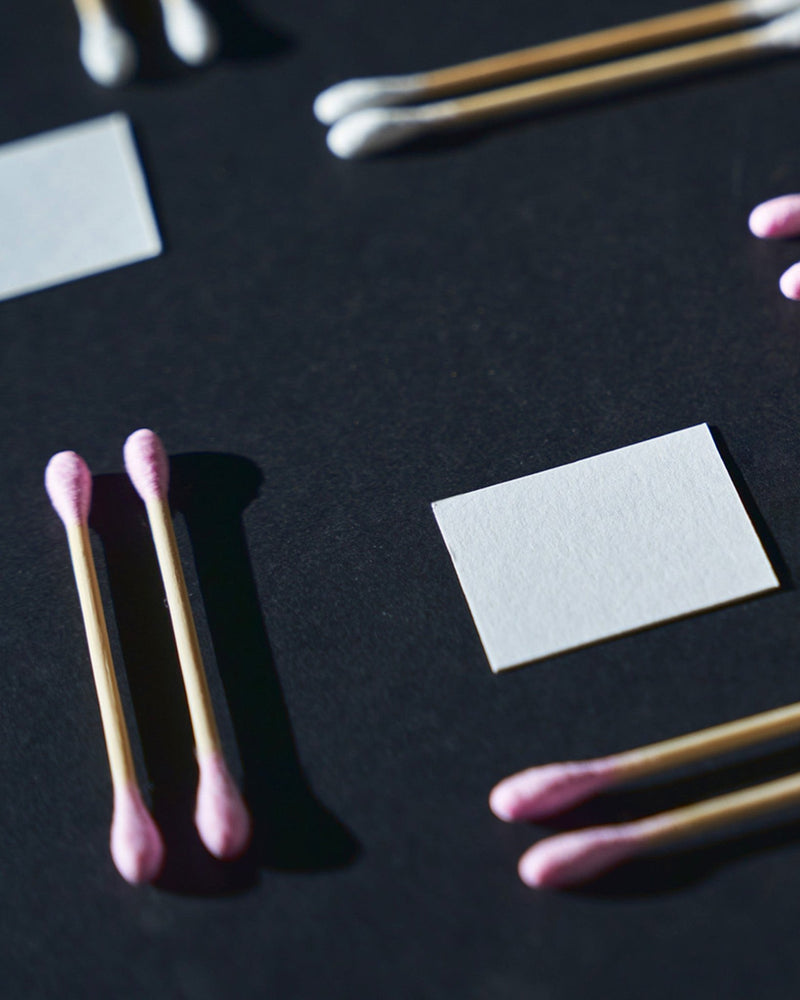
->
[432, 425, 779, 671]
[0, 114, 161, 302]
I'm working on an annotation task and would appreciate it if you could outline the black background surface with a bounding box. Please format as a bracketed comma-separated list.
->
[3, 1, 800, 997]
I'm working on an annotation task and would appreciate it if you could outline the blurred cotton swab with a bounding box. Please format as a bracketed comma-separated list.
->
[748, 193, 800, 300]
[159, 0, 219, 66]
[72, 0, 137, 87]
[326, 9, 800, 158]
[315, 0, 799, 124]
[45, 451, 164, 884]
[124, 430, 251, 859]
[490, 698, 800, 823]
[519, 770, 800, 887]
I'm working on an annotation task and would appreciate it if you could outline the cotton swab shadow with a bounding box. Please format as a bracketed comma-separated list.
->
[110, 0, 293, 83]
[168, 453, 360, 874]
[91, 460, 359, 895]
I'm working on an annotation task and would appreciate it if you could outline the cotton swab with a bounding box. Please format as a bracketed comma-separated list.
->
[123, 430, 251, 859]
[314, 0, 799, 124]
[490, 698, 800, 823]
[72, 0, 137, 87]
[45, 451, 164, 884]
[749, 193, 800, 238]
[518, 769, 800, 887]
[158, 0, 219, 66]
[326, 8, 800, 158]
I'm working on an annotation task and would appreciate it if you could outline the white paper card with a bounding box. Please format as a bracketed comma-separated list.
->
[0, 114, 161, 302]
[432, 425, 779, 671]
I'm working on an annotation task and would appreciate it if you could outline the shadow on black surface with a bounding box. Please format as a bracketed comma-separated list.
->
[111, 0, 293, 84]
[709, 426, 793, 590]
[91, 455, 359, 896]
[529, 740, 800, 898]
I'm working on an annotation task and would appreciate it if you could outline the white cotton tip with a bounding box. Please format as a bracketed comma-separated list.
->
[123, 429, 169, 503]
[326, 107, 429, 159]
[195, 751, 252, 859]
[110, 783, 165, 884]
[746, 0, 800, 19]
[517, 823, 644, 889]
[748, 194, 800, 239]
[313, 75, 423, 125]
[759, 8, 800, 48]
[489, 758, 620, 823]
[45, 451, 92, 528]
[160, 0, 220, 66]
[78, 13, 137, 87]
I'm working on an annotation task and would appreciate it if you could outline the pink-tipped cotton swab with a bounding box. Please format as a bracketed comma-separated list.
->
[490, 698, 800, 824]
[518, 770, 800, 888]
[45, 451, 164, 884]
[123, 430, 251, 859]
[748, 193, 800, 239]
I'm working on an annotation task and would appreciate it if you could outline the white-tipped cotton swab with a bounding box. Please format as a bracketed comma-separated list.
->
[314, 0, 800, 124]
[326, 8, 800, 158]
[490, 698, 800, 823]
[72, 0, 137, 87]
[45, 451, 164, 884]
[123, 430, 251, 859]
[519, 770, 800, 887]
[158, 0, 219, 66]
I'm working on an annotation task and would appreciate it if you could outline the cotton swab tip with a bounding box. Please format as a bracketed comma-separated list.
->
[326, 108, 428, 159]
[161, 0, 219, 66]
[110, 783, 165, 884]
[123, 429, 170, 502]
[195, 751, 252, 859]
[313, 76, 422, 125]
[517, 824, 644, 889]
[45, 451, 92, 527]
[489, 758, 619, 822]
[779, 261, 800, 300]
[78, 15, 137, 88]
[748, 194, 800, 239]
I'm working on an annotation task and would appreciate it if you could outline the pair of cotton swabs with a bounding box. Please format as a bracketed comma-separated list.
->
[46, 430, 250, 884]
[490, 700, 800, 888]
[314, 0, 800, 158]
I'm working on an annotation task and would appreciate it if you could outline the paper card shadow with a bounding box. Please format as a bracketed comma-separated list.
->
[91, 455, 359, 895]
[110, 0, 294, 83]
[709, 426, 792, 590]
[531, 740, 800, 898]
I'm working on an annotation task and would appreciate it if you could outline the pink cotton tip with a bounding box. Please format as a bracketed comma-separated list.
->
[110, 783, 165, 884]
[45, 451, 92, 527]
[123, 429, 169, 502]
[517, 823, 643, 889]
[489, 758, 619, 822]
[748, 194, 800, 239]
[194, 751, 252, 860]
[779, 261, 800, 301]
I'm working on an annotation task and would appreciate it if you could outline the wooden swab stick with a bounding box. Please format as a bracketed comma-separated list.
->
[491, 699, 800, 824]
[326, 8, 800, 158]
[314, 0, 799, 123]
[124, 430, 251, 860]
[71, 0, 137, 87]
[45, 451, 164, 884]
[519, 770, 800, 887]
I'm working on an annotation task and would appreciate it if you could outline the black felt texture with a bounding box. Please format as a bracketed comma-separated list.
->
[4, 1, 800, 997]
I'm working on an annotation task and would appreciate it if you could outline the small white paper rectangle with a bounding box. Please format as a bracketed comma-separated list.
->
[0, 114, 161, 302]
[432, 425, 779, 671]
